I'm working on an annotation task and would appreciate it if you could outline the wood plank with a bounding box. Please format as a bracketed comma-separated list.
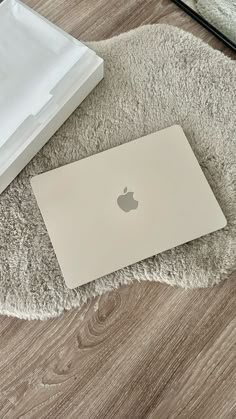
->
[24, 0, 235, 58]
[0, 276, 236, 418]
[0, 394, 15, 418]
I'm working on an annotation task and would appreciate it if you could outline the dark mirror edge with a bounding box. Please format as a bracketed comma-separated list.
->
[171, 0, 236, 53]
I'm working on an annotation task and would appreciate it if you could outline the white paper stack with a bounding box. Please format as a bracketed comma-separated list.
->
[0, 0, 104, 194]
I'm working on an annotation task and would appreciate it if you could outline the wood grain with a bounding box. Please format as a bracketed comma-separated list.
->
[24, 0, 235, 57]
[0, 277, 236, 418]
[0, 1, 235, 418]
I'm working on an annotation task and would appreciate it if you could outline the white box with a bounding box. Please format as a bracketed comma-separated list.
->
[0, 0, 104, 194]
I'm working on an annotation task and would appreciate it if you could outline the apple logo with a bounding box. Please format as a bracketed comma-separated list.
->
[117, 187, 139, 212]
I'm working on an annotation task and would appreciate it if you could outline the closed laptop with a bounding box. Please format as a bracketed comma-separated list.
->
[31, 125, 226, 289]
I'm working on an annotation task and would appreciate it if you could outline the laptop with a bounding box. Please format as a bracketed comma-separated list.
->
[31, 125, 227, 289]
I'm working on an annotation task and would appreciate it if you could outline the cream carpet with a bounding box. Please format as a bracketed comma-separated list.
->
[0, 25, 235, 320]
[196, 0, 236, 44]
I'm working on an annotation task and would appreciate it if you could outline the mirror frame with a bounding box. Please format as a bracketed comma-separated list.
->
[172, 0, 236, 52]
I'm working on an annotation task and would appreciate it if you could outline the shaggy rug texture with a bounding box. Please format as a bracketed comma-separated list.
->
[0, 25, 235, 320]
[196, 0, 236, 44]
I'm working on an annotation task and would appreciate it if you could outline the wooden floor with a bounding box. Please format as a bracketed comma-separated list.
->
[1, 1, 235, 418]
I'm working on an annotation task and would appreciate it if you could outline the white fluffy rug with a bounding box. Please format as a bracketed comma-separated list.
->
[0, 25, 235, 320]
[196, 0, 236, 43]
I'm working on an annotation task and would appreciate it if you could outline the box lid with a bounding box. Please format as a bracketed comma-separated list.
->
[0, 0, 103, 192]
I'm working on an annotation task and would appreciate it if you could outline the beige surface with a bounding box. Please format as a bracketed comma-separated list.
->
[31, 125, 226, 289]
[0, 0, 235, 417]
